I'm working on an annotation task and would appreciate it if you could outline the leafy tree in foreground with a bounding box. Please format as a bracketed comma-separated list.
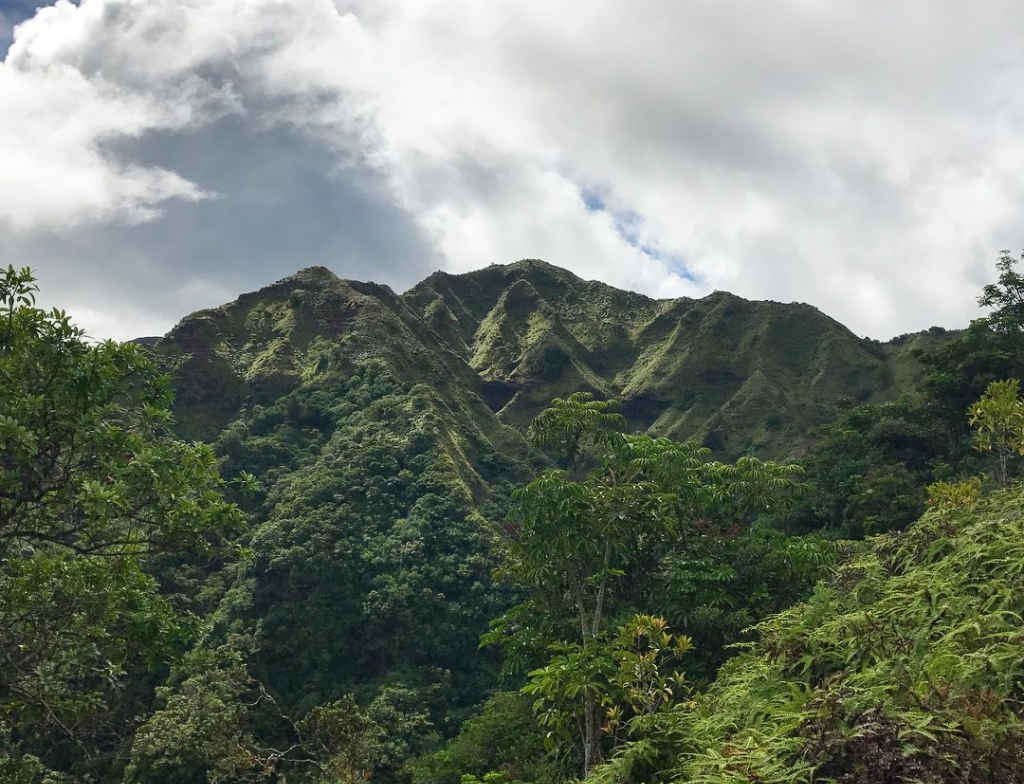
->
[0, 266, 245, 778]
[126, 643, 382, 784]
[968, 378, 1024, 485]
[487, 394, 803, 777]
[979, 249, 1024, 341]
[924, 250, 1024, 419]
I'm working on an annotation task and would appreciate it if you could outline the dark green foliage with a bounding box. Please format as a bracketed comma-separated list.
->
[0, 266, 245, 780]
[127, 644, 382, 783]
[409, 691, 557, 784]
[198, 362, 520, 781]
[617, 487, 1024, 783]
[783, 398, 950, 536]
[300, 695, 381, 783]
[918, 319, 1023, 427]
[535, 343, 572, 381]
[653, 525, 837, 685]
[125, 646, 273, 784]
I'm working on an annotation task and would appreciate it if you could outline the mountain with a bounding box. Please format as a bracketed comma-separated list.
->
[161, 265, 530, 496]
[160, 259, 943, 463]
[134, 261, 952, 779]
[145, 260, 947, 774]
[152, 265, 543, 746]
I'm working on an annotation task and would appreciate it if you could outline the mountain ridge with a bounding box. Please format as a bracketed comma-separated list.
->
[158, 259, 946, 460]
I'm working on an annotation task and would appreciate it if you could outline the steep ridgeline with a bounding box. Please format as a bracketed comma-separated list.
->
[160, 261, 942, 462]
[406, 260, 938, 459]
[161, 264, 526, 484]
[162, 261, 942, 463]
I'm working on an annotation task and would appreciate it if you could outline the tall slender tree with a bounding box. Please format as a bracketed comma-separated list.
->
[489, 394, 803, 776]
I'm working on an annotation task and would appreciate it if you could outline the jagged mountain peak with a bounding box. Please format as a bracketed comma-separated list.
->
[158, 260, 941, 459]
[289, 264, 340, 283]
[405, 262, 939, 455]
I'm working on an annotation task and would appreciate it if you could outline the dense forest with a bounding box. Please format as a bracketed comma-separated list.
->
[5, 252, 1024, 783]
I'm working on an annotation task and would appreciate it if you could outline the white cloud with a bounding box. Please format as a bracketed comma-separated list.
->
[0, 57, 211, 229]
[4, 0, 1024, 338]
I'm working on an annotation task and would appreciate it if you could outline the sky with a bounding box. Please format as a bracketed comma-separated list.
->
[2, 1, 1024, 341]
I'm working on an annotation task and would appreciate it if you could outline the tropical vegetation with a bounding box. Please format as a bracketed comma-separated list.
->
[4, 249, 1024, 782]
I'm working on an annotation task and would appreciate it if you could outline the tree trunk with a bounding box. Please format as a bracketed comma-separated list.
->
[582, 691, 603, 776]
[591, 540, 611, 637]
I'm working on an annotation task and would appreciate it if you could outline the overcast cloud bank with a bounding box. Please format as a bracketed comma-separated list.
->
[2, 0, 1023, 340]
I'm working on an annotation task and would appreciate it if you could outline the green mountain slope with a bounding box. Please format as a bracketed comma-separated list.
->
[406, 260, 943, 458]
[154, 267, 540, 751]
[621, 489, 1024, 784]
[162, 259, 942, 465]
[160, 265, 530, 493]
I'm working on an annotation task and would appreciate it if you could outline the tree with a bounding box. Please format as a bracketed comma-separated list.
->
[488, 394, 803, 776]
[979, 250, 1024, 338]
[920, 251, 1024, 422]
[0, 266, 246, 776]
[127, 644, 381, 784]
[968, 378, 1024, 485]
[527, 392, 625, 478]
[408, 691, 556, 784]
[521, 613, 692, 779]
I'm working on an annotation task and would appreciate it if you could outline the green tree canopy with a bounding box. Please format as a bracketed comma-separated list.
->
[968, 378, 1024, 486]
[979, 250, 1024, 337]
[488, 394, 804, 776]
[0, 266, 245, 778]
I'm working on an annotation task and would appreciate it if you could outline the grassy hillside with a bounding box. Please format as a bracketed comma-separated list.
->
[597, 488, 1024, 783]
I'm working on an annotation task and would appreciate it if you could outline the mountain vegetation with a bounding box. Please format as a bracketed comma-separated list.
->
[162, 259, 942, 464]
[590, 484, 1024, 784]
[5, 250, 1024, 783]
